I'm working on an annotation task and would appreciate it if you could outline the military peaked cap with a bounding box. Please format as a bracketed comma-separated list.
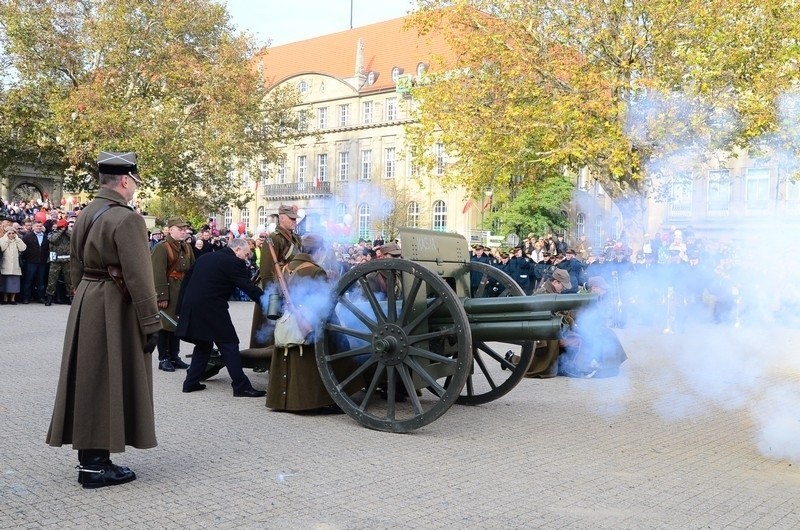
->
[98, 151, 138, 175]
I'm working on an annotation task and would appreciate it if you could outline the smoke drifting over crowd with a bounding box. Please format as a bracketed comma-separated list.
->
[574, 88, 800, 464]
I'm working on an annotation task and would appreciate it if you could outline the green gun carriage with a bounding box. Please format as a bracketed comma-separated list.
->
[315, 227, 596, 433]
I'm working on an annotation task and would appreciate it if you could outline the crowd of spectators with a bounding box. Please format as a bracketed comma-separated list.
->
[469, 229, 797, 330]
[2, 195, 793, 329]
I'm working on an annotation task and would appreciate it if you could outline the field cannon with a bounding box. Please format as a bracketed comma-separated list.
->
[315, 228, 596, 433]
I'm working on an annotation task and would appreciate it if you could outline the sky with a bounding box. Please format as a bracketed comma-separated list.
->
[220, 0, 417, 47]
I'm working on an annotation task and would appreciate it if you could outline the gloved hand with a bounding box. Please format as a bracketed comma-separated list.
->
[143, 332, 159, 354]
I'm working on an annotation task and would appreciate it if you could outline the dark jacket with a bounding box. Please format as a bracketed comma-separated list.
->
[176, 247, 264, 344]
[22, 229, 49, 264]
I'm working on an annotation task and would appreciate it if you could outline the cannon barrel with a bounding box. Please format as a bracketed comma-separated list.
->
[469, 318, 566, 342]
[461, 293, 598, 315]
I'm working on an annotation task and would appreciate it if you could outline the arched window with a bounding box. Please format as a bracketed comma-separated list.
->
[224, 207, 233, 233]
[358, 203, 371, 240]
[432, 200, 447, 232]
[407, 201, 420, 228]
[240, 208, 250, 234]
[575, 213, 585, 238]
[335, 203, 347, 225]
[258, 206, 268, 228]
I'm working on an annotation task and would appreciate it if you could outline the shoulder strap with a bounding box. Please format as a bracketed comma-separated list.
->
[78, 203, 120, 266]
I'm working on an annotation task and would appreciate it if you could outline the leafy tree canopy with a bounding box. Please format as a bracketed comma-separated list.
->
[0, 0, 307, 213]
[406, 0, 800, 236]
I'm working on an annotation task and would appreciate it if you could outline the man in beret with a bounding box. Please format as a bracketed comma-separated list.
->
[151, 217, 195, 372]
[249, 204, 301, 349]
[44, 218, 72, 306]
[48, 151, 161, 489]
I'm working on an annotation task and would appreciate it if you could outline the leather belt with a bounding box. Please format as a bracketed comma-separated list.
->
[82, 268, 112, 281]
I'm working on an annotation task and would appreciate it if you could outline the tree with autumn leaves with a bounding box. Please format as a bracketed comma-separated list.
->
[406, 0, 800, 242]
[0, 0, 307, 215]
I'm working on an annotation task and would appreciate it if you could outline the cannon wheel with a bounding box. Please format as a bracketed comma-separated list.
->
[456, 262, 535, 405]
[316, 259, 472, 433]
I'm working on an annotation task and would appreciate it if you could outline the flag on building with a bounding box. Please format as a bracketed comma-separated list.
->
[462, 199, 474, 214]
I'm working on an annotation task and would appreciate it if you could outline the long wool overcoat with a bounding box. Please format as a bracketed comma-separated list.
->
[46, 188, 162, 452]
[266, 253, 361, 411]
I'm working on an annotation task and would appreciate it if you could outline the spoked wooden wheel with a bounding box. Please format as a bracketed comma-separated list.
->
[315, 259, 472, 433]
[458, 262, 535, 405]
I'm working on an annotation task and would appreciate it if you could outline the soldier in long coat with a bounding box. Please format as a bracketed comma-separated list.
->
[249, 204, 301, 349]
[150, 217, 195, 371]
[47, 152, 161, 489]
[266, 233, 361, 412]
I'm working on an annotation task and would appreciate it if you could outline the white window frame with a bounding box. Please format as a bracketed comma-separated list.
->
[297, 155, 308, 183]
[434, 142, 445, 176]
[407, 201, 420, 228]
[317, 153, 328, 182]
[258, 206, 268, 227]
[575, 213, 585, 237]
[707, 170, 731, 214]
[335, 203, 347, 225]
[276, 159, 287, 184]
[358, 203, 371, 240]
[224, 207, 233, 232]
[339, 104, 349, 127]
[385, 97, 397, 121]
[338, 151, 350, 181]
[432, 200, 447, 232]
[384, 147, 396, 179]
[360, 149, 372, 181]
[362, 101, 373, 124]
[745, 168, 770, 211]
[240, 208, 250, 234]
[670, 173, 693, 215]
[317, 107, 328, 129]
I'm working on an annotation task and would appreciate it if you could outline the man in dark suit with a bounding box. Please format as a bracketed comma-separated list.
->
[21, 219, 49, 303]
[177, 238, 266, 397]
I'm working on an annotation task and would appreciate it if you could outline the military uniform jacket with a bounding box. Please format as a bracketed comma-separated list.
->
[176, 247, 264, 345]
[47, 187, 161, 452]
[47, 229, 71, 262]
[151, 235, 195, 332]
[250, 227, 301, 348]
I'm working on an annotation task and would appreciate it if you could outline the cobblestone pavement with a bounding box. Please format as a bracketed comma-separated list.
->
[2, 301, 800, 529]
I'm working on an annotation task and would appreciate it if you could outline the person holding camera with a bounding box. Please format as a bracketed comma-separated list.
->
[47, 151, 161, 489]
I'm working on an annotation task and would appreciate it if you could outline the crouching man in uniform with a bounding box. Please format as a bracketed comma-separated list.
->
[266, 233, 362, 412]
[47, 151, 161, 489]
[178, 238, 266, 398]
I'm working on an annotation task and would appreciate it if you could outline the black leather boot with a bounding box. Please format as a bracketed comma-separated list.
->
[44, 295, 53, 307]
[157, 332, 175, 372]
[76, 449, 136, 489]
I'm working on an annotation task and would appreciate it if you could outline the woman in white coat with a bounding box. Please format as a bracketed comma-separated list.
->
[0, 225, 27, 304]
